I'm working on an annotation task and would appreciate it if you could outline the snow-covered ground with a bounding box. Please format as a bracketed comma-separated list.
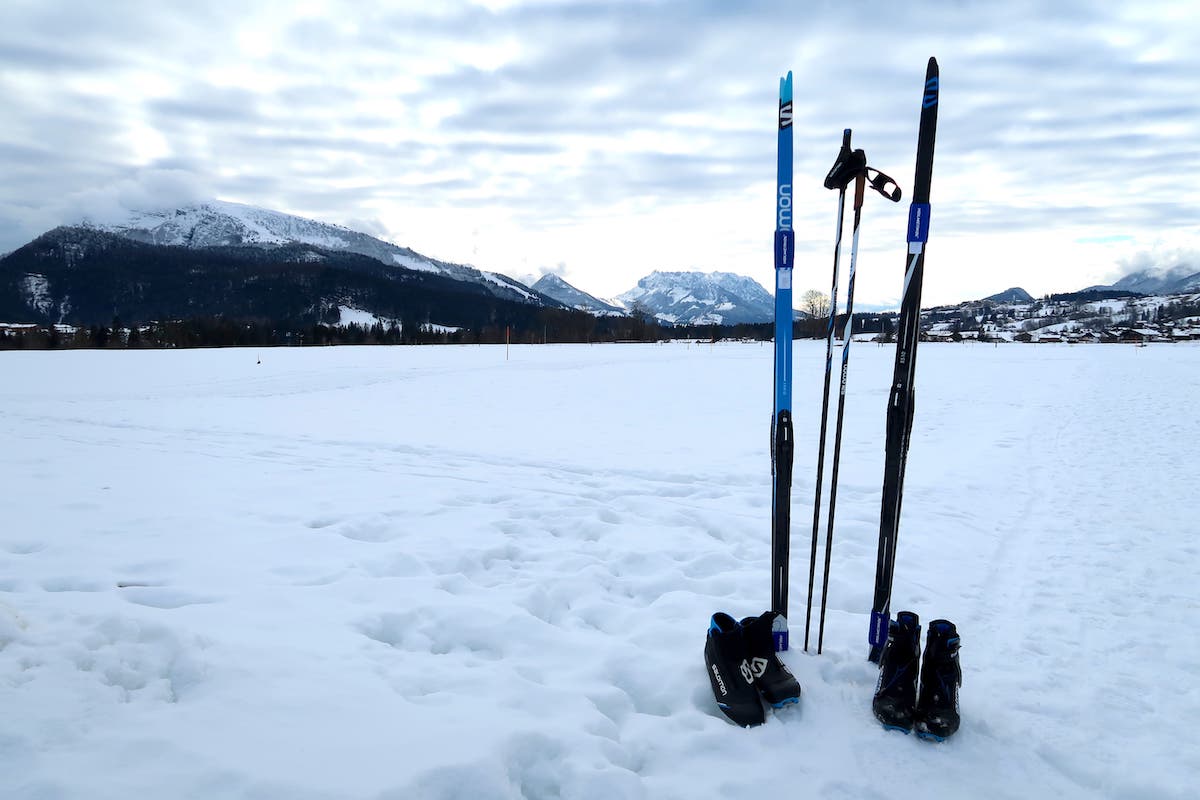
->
[1, 341, 1197, 799]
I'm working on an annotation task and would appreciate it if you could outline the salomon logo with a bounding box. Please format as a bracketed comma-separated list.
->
[750, 657, 769, 679]
[710, 664, 728, 696]
[923, 77, 938, 108]
[907, 203, 931, 243]
[777, 184, 792, 229]
[739, 659, 755, 684]
[779, 101, 792, 129]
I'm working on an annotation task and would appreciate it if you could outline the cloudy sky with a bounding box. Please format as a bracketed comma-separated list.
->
[2, 0, 1198, 307]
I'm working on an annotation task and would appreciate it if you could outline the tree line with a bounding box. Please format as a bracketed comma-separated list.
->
[0, 313, 840, 351]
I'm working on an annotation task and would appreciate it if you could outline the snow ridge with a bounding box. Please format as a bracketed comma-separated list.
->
[531, 274, 627, 316]
[85, 201, 551, 306]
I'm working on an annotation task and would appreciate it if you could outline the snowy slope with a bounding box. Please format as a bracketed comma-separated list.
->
[531, 273, 627, 316]
[86, 200, 550, 305]
[617, 270, 778, 325]
[1, 343, 1198, 799]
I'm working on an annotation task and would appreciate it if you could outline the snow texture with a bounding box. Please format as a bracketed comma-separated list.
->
[1, 342, 1197, 799]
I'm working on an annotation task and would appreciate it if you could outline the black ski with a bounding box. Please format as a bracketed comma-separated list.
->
[868, 58, 940, 663]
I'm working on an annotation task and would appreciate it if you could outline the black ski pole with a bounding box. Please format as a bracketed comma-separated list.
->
[804, 129, 862, 652]
[816, 167, 901, 654]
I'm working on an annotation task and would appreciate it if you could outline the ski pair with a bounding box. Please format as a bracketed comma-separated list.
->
[772, 60, 940, 660]
[704, 611, 802, 727]
[802, 131, 901, 654]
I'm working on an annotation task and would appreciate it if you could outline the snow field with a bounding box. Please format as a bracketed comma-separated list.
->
[1, 341, 1197, 799]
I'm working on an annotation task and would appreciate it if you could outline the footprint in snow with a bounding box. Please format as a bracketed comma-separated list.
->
[119, 587, 221, 609]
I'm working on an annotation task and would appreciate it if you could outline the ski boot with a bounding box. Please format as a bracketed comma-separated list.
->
[915, 619, 961, 741]
[740, 611, 802, 708]
[704, 612, 765, 727]
[871, 611, 921, 733]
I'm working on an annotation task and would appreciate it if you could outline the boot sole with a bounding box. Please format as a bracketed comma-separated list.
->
[769, 696, 800, 709]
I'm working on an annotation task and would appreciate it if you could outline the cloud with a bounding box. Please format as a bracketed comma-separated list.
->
[1116, 245, 1200, 276]
[0, 0, 1197, 305]
[63, 169, 216, 226]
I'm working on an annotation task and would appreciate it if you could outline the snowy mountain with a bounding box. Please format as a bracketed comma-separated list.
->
[0, 225, 570, 330]
[1086, 264, 1200, 296]
[616, 270, 783, 326]
[84, 200, 549, 306]
[530, 274, 627, 316]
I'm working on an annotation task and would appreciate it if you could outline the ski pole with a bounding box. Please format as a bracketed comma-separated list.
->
[816, 166, 900, 652]
[804, 130, 864, 652]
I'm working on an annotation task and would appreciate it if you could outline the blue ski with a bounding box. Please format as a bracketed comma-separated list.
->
[770, 71, 795, 652]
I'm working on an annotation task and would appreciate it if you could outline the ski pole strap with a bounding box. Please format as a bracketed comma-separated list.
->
[867, 168, 902, 202]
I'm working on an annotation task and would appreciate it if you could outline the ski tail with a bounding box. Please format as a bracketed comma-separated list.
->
[869, 57, 939, 663]
[771, 71, 794, 652]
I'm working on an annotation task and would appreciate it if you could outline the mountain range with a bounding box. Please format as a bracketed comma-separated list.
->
[1, 200, 1195, 331]
[615, 270, 784, 326]
[87, 201, 545, 305]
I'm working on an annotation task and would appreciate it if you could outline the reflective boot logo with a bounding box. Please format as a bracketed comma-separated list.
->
[710, 664, 728, 696]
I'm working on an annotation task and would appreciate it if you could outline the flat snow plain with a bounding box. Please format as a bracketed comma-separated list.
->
[1, 341, 1196, 799]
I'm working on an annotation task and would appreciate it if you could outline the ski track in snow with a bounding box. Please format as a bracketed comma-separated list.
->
[0, 342, 1197, 799]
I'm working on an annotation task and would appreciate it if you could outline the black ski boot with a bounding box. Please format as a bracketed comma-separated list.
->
[704, 613, 765, 727]
[740, 611, 801, 708]
[915, 619, 961, 741]
[871, 611, 921, 732]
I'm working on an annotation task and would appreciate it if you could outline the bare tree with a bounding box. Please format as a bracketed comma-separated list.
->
[801, 289, 831, 319]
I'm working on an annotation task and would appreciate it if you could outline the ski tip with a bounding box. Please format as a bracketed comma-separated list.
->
[927, 56, 938, 75]
[780, 71, 793, 100]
